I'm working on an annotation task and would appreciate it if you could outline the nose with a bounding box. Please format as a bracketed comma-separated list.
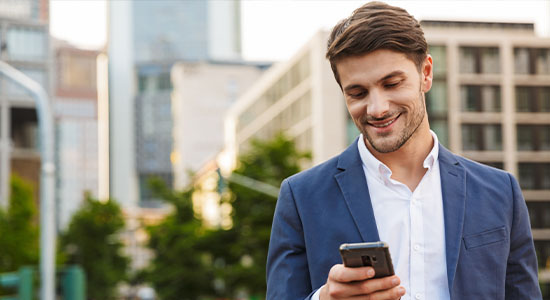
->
[368, 89, 390, 119]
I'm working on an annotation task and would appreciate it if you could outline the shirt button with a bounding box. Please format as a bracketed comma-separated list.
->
[414, 244, 420, 251]
[415, 293, 422, 299]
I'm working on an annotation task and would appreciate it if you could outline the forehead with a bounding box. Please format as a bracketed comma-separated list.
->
[336, 49, 418, 86]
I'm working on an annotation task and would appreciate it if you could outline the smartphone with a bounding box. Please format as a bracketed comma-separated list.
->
[339, 241, 395, 278]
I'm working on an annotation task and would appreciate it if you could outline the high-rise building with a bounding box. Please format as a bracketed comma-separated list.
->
[53, 42, 100, 229]
[226, 22, 550, 294]
[225, 31, 346, 169]
[420, 20, 550, 295]
[0, 0, 50, 205]
[170, 61, 267, 191]
[108, 0, 242, 207]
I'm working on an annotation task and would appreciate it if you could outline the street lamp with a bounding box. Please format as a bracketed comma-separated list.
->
[0, 61, 56, 300]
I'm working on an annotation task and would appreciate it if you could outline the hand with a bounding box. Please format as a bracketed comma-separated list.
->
[319, 264, 405, 300]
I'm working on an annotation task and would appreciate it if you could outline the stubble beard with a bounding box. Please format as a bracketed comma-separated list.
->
[360, 90, 426, 154]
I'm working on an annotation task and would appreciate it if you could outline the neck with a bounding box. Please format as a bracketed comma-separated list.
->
[365, 118, 434, 191]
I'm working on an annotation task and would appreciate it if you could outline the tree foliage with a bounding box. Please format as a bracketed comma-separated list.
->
[0, 175, 39, 295]
[142, 178, 214, 300]
[144, 133, 309, 299]
[214, 133, 310, 297]
[60, 195, 129, 300]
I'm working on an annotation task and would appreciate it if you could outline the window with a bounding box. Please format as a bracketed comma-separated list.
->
[534, 241, 550, 271]
[459, 47, 500, 74]
[10, 107, 38, 150]
[462, 124, 502, 151]
[527, 202, 550, 229]
[516, 86, 550, 112]
[461, 85, 501, 112]
[514, 47, 550, 75]
[430, 45, 447, 77]
[426, 80, 447, 115]
[519, 163, 550, 190]
[426, 80, 448, 147]
[514, 48, 530, 74]
[431, 120, 449, 148]
[517, 125, 550, 151]
[6, 26, 46, 61]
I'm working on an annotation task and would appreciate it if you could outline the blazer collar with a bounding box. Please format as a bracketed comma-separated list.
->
[438, 145, 466, 292]
[336, 140, 466, 292]
[335, 138, 380, 242]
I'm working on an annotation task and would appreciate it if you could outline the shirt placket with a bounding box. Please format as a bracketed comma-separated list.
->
[409, 187, 425, 300]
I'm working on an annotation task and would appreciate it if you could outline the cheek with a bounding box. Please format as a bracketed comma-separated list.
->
[346, 101, 366, 120]
[392, 91, 421, 109]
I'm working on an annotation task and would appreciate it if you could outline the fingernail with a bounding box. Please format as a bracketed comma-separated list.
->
[367, 269, 375, 277]
[392, 277, 399, 285]
[399, 287, 406, 295]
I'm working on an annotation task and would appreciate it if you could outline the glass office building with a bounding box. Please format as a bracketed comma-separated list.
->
[0, 0, 49, 205]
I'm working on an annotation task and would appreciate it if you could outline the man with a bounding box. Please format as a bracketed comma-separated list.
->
[266, 2, 541, 300]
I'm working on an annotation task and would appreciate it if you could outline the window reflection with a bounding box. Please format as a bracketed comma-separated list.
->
[461, 85, 501, 112]
[462, 124, 502, 151]
[460, 47, 500, 74]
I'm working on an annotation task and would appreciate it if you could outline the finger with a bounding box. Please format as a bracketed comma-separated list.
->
[329, 264, 375, 283]
[349, 275, 401, 296]
[361, 285, 406, 300]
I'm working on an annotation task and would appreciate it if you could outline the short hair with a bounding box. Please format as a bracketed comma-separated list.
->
[326, 1, 428, 86]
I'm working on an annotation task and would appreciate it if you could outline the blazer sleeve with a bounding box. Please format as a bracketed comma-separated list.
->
[505, 173, 542, 299]
[266, 179, 316, 300]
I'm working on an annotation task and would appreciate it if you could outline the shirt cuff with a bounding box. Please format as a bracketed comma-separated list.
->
[312, 286, 323, 300]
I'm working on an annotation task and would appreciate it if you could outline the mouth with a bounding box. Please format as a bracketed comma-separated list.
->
[367, 113, 401, 128]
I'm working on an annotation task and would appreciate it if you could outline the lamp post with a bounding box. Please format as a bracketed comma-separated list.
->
[0, 61, 56, 300]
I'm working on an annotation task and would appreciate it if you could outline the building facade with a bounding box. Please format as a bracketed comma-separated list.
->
[53, 44, 99, 229]
[171, 61, 266, 191]
[421, 20, 550, 293]
[108, 0, 242, 207]
[225, 31, 347, 169]
[0, 0, 49, 205]
[227, 23, 550, 293]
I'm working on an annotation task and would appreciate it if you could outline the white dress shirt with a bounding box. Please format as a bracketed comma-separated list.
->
[313, 131, 450, 300]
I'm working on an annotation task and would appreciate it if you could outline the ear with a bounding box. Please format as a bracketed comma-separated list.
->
[421, 55, 433, 93]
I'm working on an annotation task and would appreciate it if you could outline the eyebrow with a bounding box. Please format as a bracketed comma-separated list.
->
[343, 70, 406, 93]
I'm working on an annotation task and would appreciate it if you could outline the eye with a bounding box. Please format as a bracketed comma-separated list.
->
[384, 81, 401, 88]
[348, 90, 367, 99]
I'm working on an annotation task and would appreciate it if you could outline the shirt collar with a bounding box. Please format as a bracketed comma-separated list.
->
[357, 130, 440, 180]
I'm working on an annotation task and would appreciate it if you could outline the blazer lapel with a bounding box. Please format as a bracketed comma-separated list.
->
[438, 146, 466, 293]
[334, 139, 380, 242]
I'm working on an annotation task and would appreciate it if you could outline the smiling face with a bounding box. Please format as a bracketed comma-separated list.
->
[337, 49, 433, 154]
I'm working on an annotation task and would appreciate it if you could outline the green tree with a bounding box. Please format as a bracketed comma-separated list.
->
[0, 175, 39, 296]
[60, 195, 129, 300]
[212, 133, 310, 298]
[142, 178, 213, 300]
[143, 133, 308, 299]
[0, 175, 39, 272]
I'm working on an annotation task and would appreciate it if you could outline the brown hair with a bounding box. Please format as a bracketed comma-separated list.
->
[326, 1, 427, 86]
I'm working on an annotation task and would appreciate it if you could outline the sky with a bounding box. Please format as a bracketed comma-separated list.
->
[49, 0, 550, 61]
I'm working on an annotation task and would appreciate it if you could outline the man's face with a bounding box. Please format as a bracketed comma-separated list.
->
[336, 49, 433, 153]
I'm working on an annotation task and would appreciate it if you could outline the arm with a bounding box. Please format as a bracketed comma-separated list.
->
[266, 180, 403, 300]
[505, 173, 542, 299]
[266, 179, 315, 300]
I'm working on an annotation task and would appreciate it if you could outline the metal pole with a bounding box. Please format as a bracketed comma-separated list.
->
[0, 61, 56, 300]
[223, 171, 280, 198]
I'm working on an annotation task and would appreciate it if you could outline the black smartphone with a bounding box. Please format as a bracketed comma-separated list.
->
[339, 241, 395, 278]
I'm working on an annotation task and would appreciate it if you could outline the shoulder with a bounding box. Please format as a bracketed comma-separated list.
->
[285, 154, 340, 189]
[455, 155, 512, 184]
[440, 145, 513, 187]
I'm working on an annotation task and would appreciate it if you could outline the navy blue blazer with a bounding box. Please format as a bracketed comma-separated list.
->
[266, 140, 541, 299]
